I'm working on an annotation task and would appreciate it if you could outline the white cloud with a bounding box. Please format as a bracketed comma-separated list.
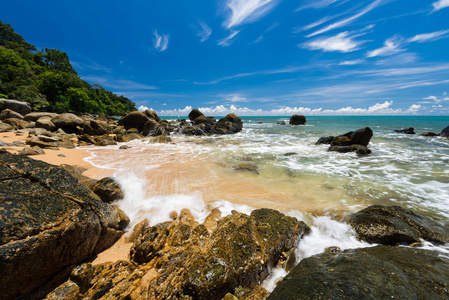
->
[432, 0, 449, 12]
[197, 21, 212, 42]
[307, 0, 384, 37]
[303, 31, 364, 53]
[408, 30, 449, 43]
[421, 93, 449, 104]
[156, 101, 425, 117]
[223, 0, 278, 29]
[138, 105, 152, 112]
[218, 30, 241, 47]
[296, 0, 342, 11]
[222, 93, 249, 103]
[153, 30, 169, 52]
[339, 59, 364, 65]
[366, 36, 404, 57]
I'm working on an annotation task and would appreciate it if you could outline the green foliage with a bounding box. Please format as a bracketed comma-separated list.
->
[0, 20, 136, 115]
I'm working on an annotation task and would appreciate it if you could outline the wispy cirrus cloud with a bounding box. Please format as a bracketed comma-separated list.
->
[223, 0, 279, 29]
[307, 0, 384, 37]
[197, 21, 212, 42]
[302, 31, 366, 53]
[408, 29, 449, 43]
[339, 59, 364, 65]
[432, 0, 449, 12]
[296, 0, 343, 11]
[81, 75, 158, 91]
[366, 36, 404, 57]
[217, 30, 241, 47]
[153, 30, 169, 52]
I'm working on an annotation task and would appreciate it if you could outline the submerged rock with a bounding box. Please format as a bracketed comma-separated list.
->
[394, 127, 415, 134]
[347, 205, 449, 245]
[268, 246, 449, 300]
[0, 152, 129, 300]
[421, 131, 439, 137]
[317, 127, 373, 154]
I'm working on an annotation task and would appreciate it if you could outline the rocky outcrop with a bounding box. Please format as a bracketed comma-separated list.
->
[211, 113, 243, 134]
[268, 246, 449, 300]
[46, 208, 310, 300]
[118, 111, 150, 132]
[347, 205, 449, 245]
[188, 108, 205, 121]
[36, 117, 57, 131]
[441, 125, 449, 138]
[395, 127, 415, 134]
[23, 112, 58, 122]
[289, 114, 306, 125]
[84, 119, 112, 136]
[421, 131, 438, 137]
[0, 152, 129, 300]
[317, 127, 373, 154]
[0, 99, 32, 115]
[90, 177, 124, 203]
[51, 113, 84, 132]
[0, 109, 24, 120]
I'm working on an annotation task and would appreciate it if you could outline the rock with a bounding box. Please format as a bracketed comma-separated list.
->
[26, 136, 59, 149]
[0, 98, 32, 115]
[289, 114, 306, 125]
[421, 132, 439, 137]
[129, 208, 310, 300]
[91, 177, 124, 203]
[395, 127, 415, 134]
[36, 117, 57, 131]
[84, 120, 112, 135]
[268, 246, 449, 300]
[143, 109, 161, 122]
[51, 113, 84, 130]
[18, 146, 45, 156]
[148, 135, 172, 143]
[94, 135, 117, 146]
[193, 115, 216, 132]
[0, 109, 24, 120]
[78, 134, 96, 145]
[211, 113, 243, 134]
[329, 144, 371, 154]
[315, 136, 335, 145]
[118, 111, 150, 132]
[2, 118, 30, 130]
[188, 108, 204, 122]
[23, 112, 58, 122]
[0, 152, 129, 299]
[440, 125, 449, 138]
[332, 127, 373, 147]
[0, 122, 13, 132]
[119, 145, 131, 149]
[116, 133, 141, 142]
[141, 119, 165, 136]
[347, 205, 449, 245]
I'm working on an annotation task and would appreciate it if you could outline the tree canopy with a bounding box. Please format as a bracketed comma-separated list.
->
[0, 21, 136, 114]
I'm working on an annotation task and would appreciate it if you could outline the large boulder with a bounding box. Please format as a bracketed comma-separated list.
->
[347, 205, 449, 245]
[268, 246, 449, 300]
[90, 177, 124, 203]
[36, 117, 57, 131]
[0, 152, 129, 300]
[332, 127, 373, 147]
[2, 118, 30, 130]
[188, 108, 204, 122]
[84, 120, 112, 136]
[51, 113, 84, 130]
[24, 112, 58, 122]
[0, 109, 24, 120]
[0, 99, 32, 115]
[141, 118, 165, 136]
[0, 122, 13, 132]
[118, 111, 150, 132]
[47, 208, 310, 300]
[440, 125, 449, 138]
[289, 114, 306, 125]
[211, 113, 243, 134]
[143, 109, 161, 122]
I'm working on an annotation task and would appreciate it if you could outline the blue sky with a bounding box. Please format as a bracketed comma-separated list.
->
[2, 0, 449, 115]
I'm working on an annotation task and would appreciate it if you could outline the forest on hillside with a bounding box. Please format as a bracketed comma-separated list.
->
[0, 21, 136, 115]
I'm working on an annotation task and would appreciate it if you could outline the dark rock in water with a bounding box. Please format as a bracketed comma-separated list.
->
[329, 144, 371, 154]
[233, 163, 259, 174]
[0, 98, 32, 115]
[193, 115, 216, 132]
[143, 109, 161, 122]
[277, 121, 286, 125]
[395, 127, 415, 134]
[211, 113, 243, 134]
[440, 125, 449, 138]
[289, 114, 306, 125]
[0, 108, 24, 120]
[188, 108, 204, 122]
[0, 152, 129, 300]
[347, 205, 449, 245]
[315, 136, 335, 145]
[141, 119, 165, 136]
[333, 127, 373, 147]
[91, 177, 124, 203]
[421, 131, 439, 137]
[268, 245, 449, 300]
[118, 111, 150, 132]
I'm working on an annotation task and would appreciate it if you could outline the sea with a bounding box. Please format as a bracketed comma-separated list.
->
[85, 115, 449, 291]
